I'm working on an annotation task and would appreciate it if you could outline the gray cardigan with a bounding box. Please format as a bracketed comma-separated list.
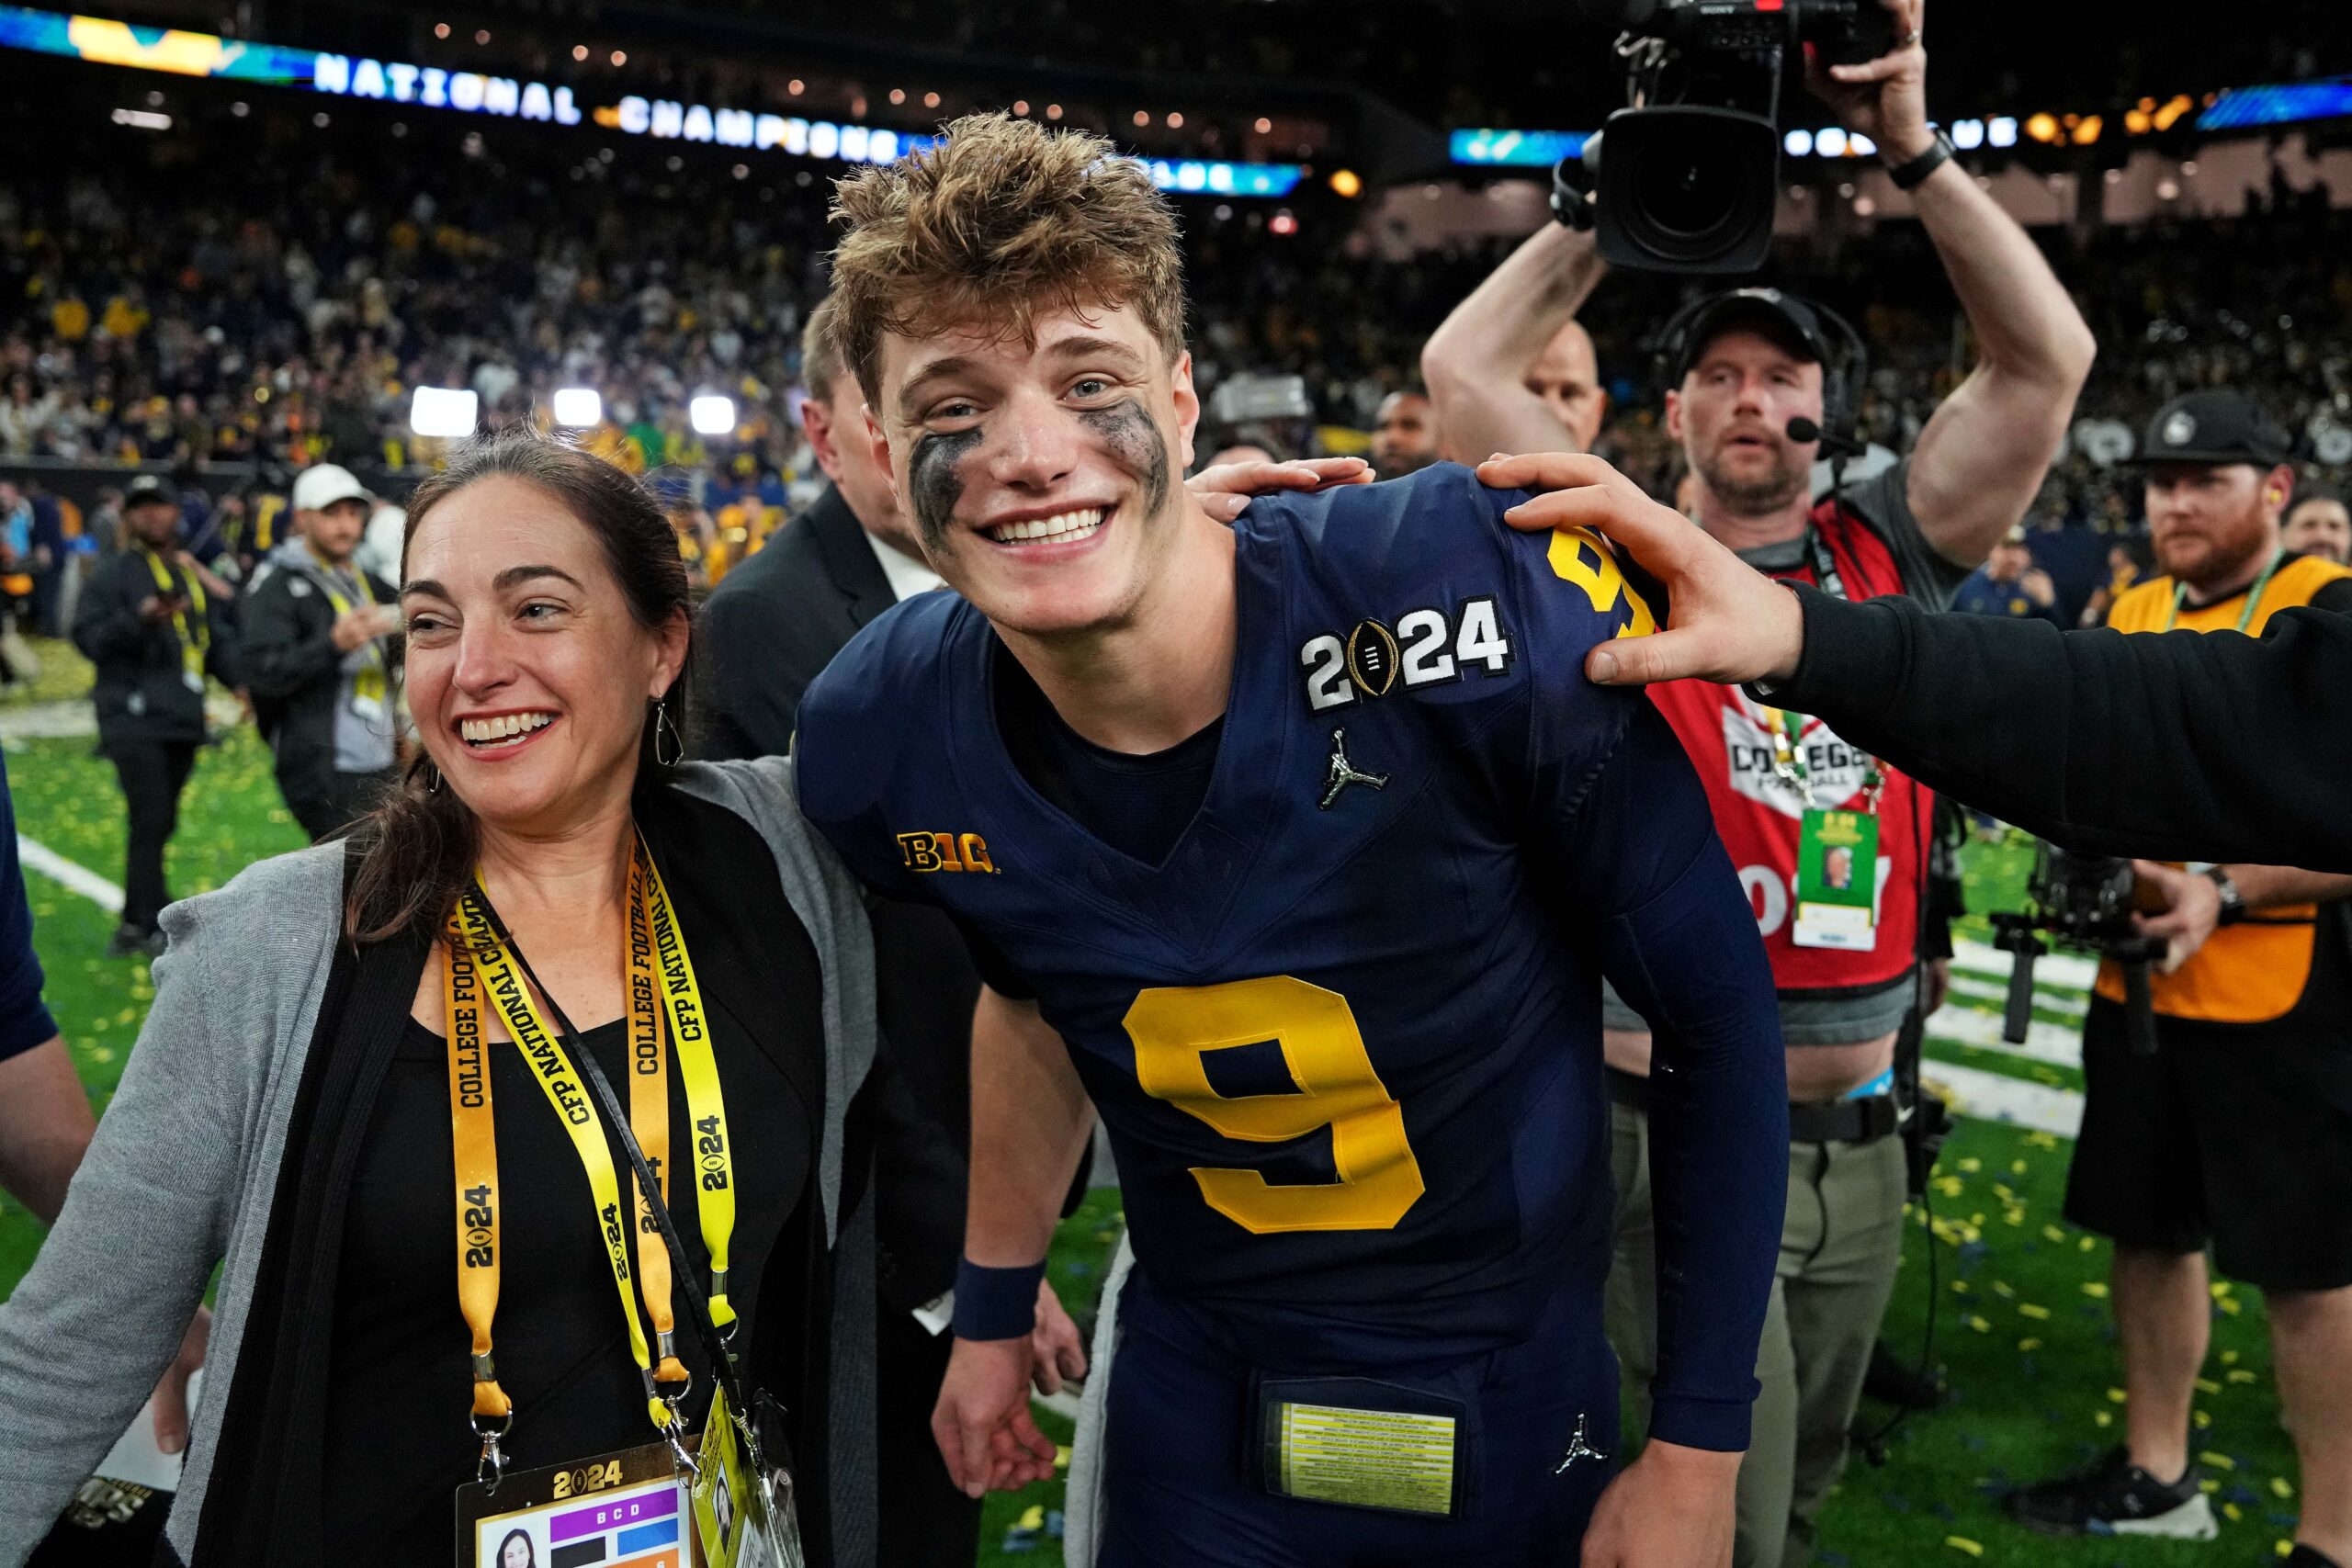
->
[0, 759, 878, 1566]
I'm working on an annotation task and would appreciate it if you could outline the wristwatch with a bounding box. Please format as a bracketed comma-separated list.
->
[2203, 865, 2247, 927]
[1885, 130, 1955, 191]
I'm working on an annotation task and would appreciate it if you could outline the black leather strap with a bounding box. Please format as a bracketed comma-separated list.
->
[1887, 130, 1955, 192]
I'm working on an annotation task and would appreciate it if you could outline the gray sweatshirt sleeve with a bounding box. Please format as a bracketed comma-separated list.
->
[0, 888, 251, 1560]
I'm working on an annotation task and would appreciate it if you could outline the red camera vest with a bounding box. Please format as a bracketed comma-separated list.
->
[1645, 499, 1931, 997]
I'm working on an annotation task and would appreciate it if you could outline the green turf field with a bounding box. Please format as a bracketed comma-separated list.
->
[2, 657, 2306, 1563]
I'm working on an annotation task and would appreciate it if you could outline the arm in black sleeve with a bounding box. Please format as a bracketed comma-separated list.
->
[1547, 703, 1788, 1450]
[234, 578, 337, 700]
[1776, 586, 2352, 871]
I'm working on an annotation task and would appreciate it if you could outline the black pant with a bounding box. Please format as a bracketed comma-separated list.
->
[285, 765, 397, 843]
[110, 739, 198, 933]
[875, 1298, 981, 1568]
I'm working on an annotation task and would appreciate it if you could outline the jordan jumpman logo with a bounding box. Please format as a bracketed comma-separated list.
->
[1318, 728, 1390, 810]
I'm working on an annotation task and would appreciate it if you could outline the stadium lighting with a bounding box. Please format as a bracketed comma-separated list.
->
[689, 395, 738, 436]
[411, 386, 480, 438]
[551, 387, 603, 427]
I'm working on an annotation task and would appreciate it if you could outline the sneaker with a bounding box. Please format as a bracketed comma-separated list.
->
[2007, 1447, 2217, 1540]
[2281, 1548, 2343, 1568]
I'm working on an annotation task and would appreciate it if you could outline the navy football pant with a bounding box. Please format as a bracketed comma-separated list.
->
[1098, 1268, 1619, 1567]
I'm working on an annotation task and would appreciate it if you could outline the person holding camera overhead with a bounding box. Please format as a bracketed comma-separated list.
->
[70, 473, 238, 959]
[1999, 391, 2352, 1568]
[1427, 2, 2096, 1563]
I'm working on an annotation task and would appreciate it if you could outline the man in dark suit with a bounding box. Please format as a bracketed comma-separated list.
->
[702, 297, 1085, 1567]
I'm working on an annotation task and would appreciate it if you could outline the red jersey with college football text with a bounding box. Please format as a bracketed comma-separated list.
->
[1646, 492, 1932, 996]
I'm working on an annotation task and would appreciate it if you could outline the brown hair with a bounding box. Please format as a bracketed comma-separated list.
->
[800, 293, 848, 409]
[344, 428, 695, 942]
[828, 112, 1187, 407]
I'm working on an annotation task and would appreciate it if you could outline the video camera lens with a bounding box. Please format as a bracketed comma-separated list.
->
[1592, 106, 1779, 274]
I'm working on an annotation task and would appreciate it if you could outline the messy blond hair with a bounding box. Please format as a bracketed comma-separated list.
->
[829, 113, 1186, 406]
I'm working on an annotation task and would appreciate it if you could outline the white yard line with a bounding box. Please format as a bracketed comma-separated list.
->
[17, 834, 123, 914]
[1924, 1062, 2085, 1139]
[1926, 1004, 2086, 1069]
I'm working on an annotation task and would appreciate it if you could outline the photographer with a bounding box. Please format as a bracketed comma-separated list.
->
[1431, 5, 2096, 1563]
[1993, 392, 2352, 1565]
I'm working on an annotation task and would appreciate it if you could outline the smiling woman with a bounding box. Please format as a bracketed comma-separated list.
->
[0, 430, 881, 1568]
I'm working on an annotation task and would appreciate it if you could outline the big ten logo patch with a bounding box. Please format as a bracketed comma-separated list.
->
[897, 831, 1001, 874]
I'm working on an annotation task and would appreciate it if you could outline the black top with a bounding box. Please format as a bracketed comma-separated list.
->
[951, 647, 1225, 1002]
[1777, 584, 2352, 871]
[314, 796, 819, 1560]
[991, 643, 1225, 869]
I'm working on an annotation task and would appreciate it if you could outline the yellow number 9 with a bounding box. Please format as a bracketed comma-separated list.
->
[1548, 525, 1658, 638]
[1124, 976, 1425, 1235]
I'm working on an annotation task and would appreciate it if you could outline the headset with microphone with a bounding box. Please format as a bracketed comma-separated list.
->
[1651, 288, 1873, 478]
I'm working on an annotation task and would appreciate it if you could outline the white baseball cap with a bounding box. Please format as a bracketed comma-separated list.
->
[290, 462, 372, 513]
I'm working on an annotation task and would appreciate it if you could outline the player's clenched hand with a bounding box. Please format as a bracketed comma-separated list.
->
[1581, 1440, 1739, 1568]
[1478, 451, 1806, 687]
[1029, 1278, 1089, 1395]
[933, 1336, 1059, 1498]
[1189, 457, 1373, 523]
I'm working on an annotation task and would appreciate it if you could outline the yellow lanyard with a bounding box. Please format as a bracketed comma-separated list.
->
[140, 549, 206, 680]
[442, 834, 738, 1442]
[305, 547, 388, 706]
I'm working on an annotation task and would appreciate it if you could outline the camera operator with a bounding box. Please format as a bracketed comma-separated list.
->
[1431, 6, 2095, 1562]
[1978, 391, 2352, 1565]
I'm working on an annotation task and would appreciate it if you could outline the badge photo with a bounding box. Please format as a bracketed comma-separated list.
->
[455, 1440, 687, 1568]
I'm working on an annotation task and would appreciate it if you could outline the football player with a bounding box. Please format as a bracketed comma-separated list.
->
[796, 114, 1788, 1566]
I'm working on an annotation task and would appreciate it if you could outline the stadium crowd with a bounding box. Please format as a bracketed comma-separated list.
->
[6, 97, 2351, 537]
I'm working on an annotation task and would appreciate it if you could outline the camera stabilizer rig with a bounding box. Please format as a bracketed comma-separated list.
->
[1989, 844, 2167, 1057]
[1556, 0, 1893, 273]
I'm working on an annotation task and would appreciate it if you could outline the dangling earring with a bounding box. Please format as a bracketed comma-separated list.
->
[424, 759, 444, 794]
[652, 699, 684, 768]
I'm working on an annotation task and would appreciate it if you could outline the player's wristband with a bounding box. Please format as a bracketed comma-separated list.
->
[952, 1257, 1046, 1341]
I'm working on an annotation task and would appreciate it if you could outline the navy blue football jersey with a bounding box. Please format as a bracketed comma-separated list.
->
[798, 464, 1782, 1424]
